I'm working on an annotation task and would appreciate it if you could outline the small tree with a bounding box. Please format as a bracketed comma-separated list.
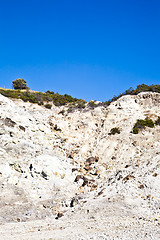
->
[12, 78, 27, 90]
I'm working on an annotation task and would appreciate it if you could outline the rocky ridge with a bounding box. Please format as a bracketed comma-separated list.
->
[0, 92, 160, 239]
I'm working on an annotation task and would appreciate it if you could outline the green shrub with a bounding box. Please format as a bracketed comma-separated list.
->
[45, 90, 55, 95]
[109, 127, 120, 135]
[103, 101, 111, 106]
[58, 110, 65, 115]
[77, 102, 86, 109]
[155, 116, 160, 125]
[133, 127, 139, 134]
[38, 101, 44, 106]
[44, 104, 52, 109]
[145, 118, 155, 128]
[133, 118, 154, 134]
[67, 107, 74, 113]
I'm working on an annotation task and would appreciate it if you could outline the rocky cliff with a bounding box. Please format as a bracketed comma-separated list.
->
[0, 92, 160, 239]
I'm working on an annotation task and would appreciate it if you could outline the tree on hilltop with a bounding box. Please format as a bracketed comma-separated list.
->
[12, 78, 28, 90]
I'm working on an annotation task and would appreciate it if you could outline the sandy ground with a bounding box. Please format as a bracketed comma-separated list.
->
[0, 199, 160, 240]
[0, 215, 159, 240]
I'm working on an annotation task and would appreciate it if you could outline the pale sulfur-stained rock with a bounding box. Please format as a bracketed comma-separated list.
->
[0, 92, 160, 239]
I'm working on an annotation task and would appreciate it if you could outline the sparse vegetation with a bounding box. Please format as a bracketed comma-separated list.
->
[103, 101, 111, 107]
[77, 101, 86, 109]
[0, 83, 160, 111]
[88, 100, 96, 108]
[109, 127, 120, 135]
[66, 100, 86, 112]
[86, 84, 160, 109]
[108, 84, 160, 104]
[0, 88, 86, 108]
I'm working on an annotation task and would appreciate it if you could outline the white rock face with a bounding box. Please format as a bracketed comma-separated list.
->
[0, 92, 160, 239]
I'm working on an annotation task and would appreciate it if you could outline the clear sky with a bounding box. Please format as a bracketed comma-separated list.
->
[0, 0, 159, 101]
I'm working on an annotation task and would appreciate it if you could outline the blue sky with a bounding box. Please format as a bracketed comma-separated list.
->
[0, 0, 159, 101]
